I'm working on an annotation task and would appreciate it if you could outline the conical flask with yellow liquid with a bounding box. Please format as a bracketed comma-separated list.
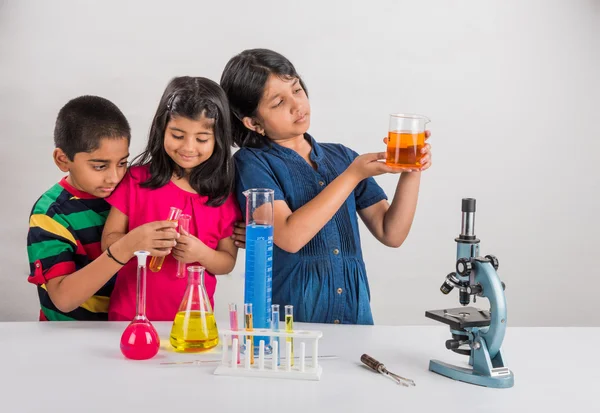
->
[169, 266, 219, 352]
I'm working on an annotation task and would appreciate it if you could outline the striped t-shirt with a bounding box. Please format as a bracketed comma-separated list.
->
[27, 177, 115, 321]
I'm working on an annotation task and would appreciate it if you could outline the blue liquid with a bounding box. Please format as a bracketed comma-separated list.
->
[245, 224, 273, 351]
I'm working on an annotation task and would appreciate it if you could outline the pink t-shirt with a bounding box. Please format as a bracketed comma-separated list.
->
[106, 165, 241, 321]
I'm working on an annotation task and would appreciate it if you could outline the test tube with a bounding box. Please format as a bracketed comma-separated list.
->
[271, 304, 280, 366]
[285, 305, 294, 366]
[229, 303, 240, 364]
[245, 303, 254, 365]
[149, 206, 182, 272]
[300, 342, 306, 372]
[258, 340, 265, 370]
[271, 340, 278, 371]
[176, 214, 191, 278]
[221, 334, 228, 365]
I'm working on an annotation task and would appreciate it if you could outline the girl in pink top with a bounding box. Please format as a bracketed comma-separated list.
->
[102, 77, 242, 321]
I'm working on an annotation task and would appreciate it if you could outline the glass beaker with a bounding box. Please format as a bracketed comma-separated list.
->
[169, 266, 219, 352]
[149, 206, 182, 272]
[243, 188, 274, 351]
[386, 114, 430, 168]
[176, 214, 191, 278]
[120, 251, 160, 360]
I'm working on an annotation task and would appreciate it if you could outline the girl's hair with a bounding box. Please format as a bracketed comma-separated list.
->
[132, 76, 234, 207]
[220, 48, 308, 148]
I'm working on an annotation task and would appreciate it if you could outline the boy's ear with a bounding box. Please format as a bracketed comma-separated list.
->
[242, 116, 265, 136]
[53, 148, 71, 172]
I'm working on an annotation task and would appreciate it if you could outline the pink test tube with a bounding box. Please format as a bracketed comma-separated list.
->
[176, 214, 191, 278]
[229, 303, 240, 364]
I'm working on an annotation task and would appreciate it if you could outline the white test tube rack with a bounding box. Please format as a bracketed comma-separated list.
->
[214, 328, 323, 381]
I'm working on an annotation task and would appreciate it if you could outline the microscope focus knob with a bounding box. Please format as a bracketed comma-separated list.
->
[467, 284, 483, 295]
[485, 255, 499, 270]
[456, 258, 472, 276]
[445, 339, 465, 350]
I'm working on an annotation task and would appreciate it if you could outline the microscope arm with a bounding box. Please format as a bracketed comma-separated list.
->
[473, 260, 507, 359]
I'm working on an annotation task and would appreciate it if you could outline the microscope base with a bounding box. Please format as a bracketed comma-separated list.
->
[429, 359, 514, 388]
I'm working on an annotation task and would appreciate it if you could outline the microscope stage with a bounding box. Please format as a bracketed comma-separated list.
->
[426, 306, 491, 329]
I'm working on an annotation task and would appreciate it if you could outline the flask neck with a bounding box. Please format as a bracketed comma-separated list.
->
[187, 266, 205, 286]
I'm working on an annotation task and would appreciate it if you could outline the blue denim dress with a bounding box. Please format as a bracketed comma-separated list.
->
[234, 134, 387, 324]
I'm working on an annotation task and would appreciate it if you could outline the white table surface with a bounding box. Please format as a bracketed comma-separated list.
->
[1, 321, 598, 412]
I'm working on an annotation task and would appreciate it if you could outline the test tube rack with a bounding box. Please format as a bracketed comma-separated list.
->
[214, 328, 323, 381]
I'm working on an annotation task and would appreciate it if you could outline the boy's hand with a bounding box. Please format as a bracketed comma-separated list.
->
[382, 130, 432, 172]
[127, 221, 179, 257]
[172, 229, 207, 263]
[231, 221, 246, 249]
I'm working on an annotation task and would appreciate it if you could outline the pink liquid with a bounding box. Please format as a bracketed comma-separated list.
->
[120, 319, 160, 360]
[229, 309, 240, 364]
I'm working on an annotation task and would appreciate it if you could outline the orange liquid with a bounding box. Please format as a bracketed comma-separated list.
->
[148, 218, 178, 272]
[386, 131, 425, 168]
[149, 256, 165, 272]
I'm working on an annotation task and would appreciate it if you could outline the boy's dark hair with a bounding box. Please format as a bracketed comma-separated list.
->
[132, 76, 234, 207]
[220, 48, 308, 148]
[54, 95, 131, 160]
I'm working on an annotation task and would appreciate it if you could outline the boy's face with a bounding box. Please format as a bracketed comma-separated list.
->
[54, 137, 129, 198]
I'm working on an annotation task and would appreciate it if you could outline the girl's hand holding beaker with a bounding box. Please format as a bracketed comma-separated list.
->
[346, 152, 401, 181]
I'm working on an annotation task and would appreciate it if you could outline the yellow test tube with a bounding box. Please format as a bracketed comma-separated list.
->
[245, 303, 254, 365]
[285, 305, 294, 366]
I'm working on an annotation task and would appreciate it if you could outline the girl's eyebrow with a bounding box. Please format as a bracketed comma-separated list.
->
[267, 92, 281, 103]
[266, 78, 299, 102]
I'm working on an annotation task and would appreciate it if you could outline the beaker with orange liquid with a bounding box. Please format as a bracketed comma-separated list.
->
[149, 206, 182, 272]
[386, 114, 430, 168]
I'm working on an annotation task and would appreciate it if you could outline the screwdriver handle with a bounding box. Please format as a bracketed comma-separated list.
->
[361, 353, 385, 372]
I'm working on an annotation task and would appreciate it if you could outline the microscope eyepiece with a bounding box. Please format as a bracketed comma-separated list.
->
[458, 198, 477, 241]
[462, 198, 476, 213]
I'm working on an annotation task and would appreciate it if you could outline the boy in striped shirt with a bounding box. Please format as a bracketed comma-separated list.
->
[27, 96, 180, 321]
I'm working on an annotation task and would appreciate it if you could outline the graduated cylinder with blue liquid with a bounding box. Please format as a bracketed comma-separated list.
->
[243, 188, 274, 353]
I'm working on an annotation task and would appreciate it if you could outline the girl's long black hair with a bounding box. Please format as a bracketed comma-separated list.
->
[220, 48, 308, 148]
[132, 76, 234, 206]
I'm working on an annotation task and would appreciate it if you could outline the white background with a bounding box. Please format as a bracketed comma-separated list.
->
[1, 0, 598, 325]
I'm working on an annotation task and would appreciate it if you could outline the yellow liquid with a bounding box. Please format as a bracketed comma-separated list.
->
[286, 314, 294, 366]
[245, 313, 254, 364]
[170, 311, 219, 352]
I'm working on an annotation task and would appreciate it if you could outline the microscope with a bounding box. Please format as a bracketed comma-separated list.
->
[425, 198, 514, 388]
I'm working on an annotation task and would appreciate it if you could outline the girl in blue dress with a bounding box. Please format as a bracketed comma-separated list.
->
[221, 49, 432, 324]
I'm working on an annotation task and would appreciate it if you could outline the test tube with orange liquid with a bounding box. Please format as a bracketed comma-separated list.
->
[149, 206, 182, 272]
[386, 114, 430, 168]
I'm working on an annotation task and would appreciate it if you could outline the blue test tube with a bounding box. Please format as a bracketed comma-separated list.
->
[271, 304, 280, 366]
